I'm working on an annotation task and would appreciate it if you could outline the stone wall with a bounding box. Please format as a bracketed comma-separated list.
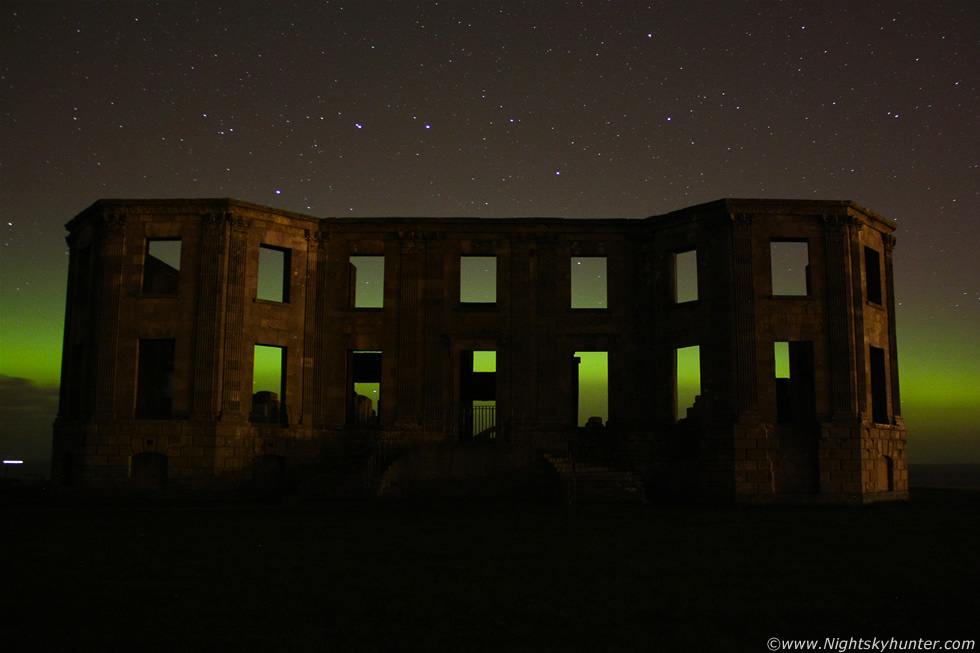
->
[52, 198, 908, 503]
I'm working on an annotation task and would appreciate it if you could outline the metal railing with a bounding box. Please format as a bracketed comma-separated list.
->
[449, 404, 499, 441]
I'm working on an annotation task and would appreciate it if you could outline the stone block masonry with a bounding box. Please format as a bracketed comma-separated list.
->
[51, 198, 907, 503]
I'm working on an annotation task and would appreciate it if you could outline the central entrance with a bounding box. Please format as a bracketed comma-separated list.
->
[458, 350, 496, 440]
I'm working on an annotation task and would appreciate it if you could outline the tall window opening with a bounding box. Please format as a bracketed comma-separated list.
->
[774, 341, 815, 423]
[251, 345, 285, 423]
[460, 256, 496, 304]
[143, 239, 181, 295]
[570, 257, 607, 309]
[135, 339, 175, 419]
[349, 255, 385, 308]
[349, 351, 382, 427]
[258, 245, 290, 302]
[574, 351, 608, 427]
[460, 350, 497, 439]
[869, 346, 888, 424]
[770, 240, 810, 296]
[675, 345, 701, 423]
[865, 247, 883, 305]
[674, 249, 698, 303]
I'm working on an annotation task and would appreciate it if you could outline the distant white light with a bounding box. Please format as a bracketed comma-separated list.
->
[275, 190, 281, 194]
[355, 123, 363, 129]
[3, 460, 24, 464]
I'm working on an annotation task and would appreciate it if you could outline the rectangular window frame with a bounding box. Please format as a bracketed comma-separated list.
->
[349, 351, 382, 428]
[574, 351, 609, 428]
[460, 350, 497, 439]
[869, 346, 889, 425]
[673, 249, 698, 304]
[570, 257, 608, 309]
[135, 339, 176, 419]
[770, 239, 811, 297]
[251, 344, 286, 424]
[257, 245, 291, 303]
[142, 238, 182, 295]
[349, 255, 385, 308]
[459, 256, 497, 306]
[675, 345, 701, 423]
[773, 341, 816, 424]
[865, 247, 883, 306]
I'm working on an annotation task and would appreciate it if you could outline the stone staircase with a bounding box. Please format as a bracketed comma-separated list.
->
[544, 454, 647, 504]
[294, 444, 379, 499]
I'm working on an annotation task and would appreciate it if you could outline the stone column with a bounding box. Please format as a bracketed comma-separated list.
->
[192, 213, 228, 419]
[422, 233, 445, 435]
[823, 214, 859, 418]
[221, 216, 252, 420]
[396, 232, 425, 427]
[535, 234, 562, 426]
[92, 212, 127, 419]
[882, 233, 902, 419]
[302, 230, 326, 426]
[509, 234, 537, 430]
[731, 212, 759, 417]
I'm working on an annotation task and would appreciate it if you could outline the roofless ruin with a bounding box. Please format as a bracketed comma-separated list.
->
[52, 198, 907, 502]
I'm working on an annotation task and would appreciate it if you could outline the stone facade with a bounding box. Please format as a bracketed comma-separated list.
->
[51, 198, 907, 502]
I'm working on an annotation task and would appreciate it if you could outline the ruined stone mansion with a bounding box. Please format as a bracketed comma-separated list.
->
[51, 198, 908, 502]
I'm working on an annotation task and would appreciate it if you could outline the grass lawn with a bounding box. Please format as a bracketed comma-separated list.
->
[2, 489, 978, 651]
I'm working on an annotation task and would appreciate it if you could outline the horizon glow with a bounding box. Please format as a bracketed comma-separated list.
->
[1, 241, 977, 466]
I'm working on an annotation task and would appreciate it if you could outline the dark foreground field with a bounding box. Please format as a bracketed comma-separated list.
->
[3, 489, 978, 651]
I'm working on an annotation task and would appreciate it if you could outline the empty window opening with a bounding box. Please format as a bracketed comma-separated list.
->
[349, 255, 385, 308]
[143, 239, 181, 294]
[869, 346, 888, 424]
[460, 256, 496, 303]
[574, 351, 608, 427]
[675, 345, 701, 423]
[350, 351, 382, 427]
[770, 240, 810, 296]
[774, 341, 791, 379]
[460, 350, 496, 439]
[258, 245, 290, 302]
[571, 257, 607, 308]
[135, 339, 175, 419]
[865, 247, 883, 305]
[674, 249, 698, 303]
[774, 341, 815, 423]
[251, 345, 285, 423]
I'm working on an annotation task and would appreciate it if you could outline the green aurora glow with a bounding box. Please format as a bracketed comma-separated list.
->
[1, 253, 977, 465]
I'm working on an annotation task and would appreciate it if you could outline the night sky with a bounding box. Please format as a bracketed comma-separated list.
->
[1, 0, 977, 468]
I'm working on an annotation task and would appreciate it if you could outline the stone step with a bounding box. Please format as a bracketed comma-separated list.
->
[544, 454, 646, 504]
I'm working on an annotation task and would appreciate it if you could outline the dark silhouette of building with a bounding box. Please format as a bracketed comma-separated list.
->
[52, 198, 907, 502]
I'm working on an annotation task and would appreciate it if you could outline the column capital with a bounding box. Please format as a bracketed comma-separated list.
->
[731, 212, 754, 229]
[822, 213, 862, 231]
